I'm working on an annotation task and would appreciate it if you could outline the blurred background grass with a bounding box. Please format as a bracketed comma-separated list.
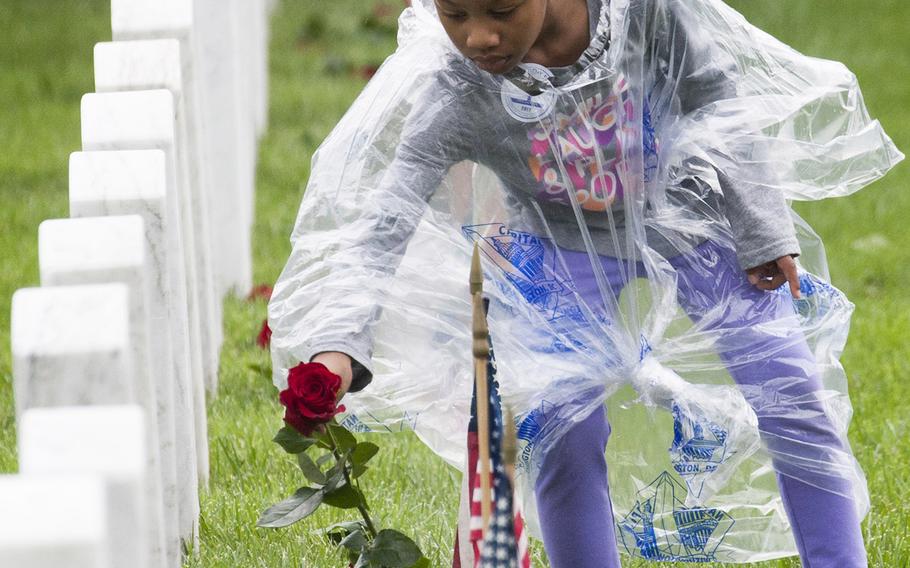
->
[0, 0, 907, 566]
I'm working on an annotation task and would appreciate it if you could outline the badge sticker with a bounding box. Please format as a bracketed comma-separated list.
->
[501, 63, 556, 123]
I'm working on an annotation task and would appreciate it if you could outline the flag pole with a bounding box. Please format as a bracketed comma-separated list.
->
[502, 406, 517, 486]
[471, 243, 493, 534]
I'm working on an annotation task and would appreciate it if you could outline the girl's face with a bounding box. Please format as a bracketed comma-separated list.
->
[434, 0, 548, 74]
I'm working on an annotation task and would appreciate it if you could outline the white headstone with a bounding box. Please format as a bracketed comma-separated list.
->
[233, 0, 257, 287]
[194, 0, 254, 296]
[11, 284, 133, 418]
[80, 90, 209, 493]
[111, 0, 192, 38]
[19, 406, 150, 568]
[68, 148, 201, 550]
[0, 475, 110, 567]
[112, 0, 254, 297]
[93, 39, 222, 396]
[37, 216, 169, 568]
[249, 0, 268, 138]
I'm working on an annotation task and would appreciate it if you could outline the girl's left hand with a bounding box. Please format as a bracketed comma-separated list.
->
[746, 255, 801, 299]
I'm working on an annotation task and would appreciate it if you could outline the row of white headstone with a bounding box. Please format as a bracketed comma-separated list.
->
[3, 0, 277, 566]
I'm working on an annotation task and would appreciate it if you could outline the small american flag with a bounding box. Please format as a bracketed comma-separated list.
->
[453, 323, 531, 568]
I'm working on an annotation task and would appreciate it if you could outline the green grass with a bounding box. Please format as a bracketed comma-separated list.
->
[0, 0, 113, 471]
[1, 0, 908, 566]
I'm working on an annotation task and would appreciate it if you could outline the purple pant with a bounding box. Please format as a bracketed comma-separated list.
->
[533, 241, 867, 567]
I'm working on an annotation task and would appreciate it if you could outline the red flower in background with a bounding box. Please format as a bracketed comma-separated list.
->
[256, 319, 272, 349]
[247, 283, 273, 302]
[358, 64, 380, 80]
[279, 362, 346, 436]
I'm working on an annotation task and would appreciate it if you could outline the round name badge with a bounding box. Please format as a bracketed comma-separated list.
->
[500, 63, 556, 123]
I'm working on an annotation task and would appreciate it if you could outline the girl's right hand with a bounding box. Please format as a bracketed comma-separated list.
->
[311, 351, 353, 401]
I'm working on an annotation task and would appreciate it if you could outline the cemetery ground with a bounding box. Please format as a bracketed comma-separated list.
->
[1, 0, 907, 566]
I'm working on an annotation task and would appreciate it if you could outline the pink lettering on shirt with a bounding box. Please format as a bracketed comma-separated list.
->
[526, 77, 636, 212]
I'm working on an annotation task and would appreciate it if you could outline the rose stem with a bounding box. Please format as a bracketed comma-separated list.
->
[326, 423, 378, 539]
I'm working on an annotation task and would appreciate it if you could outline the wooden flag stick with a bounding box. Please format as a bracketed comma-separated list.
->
[471, 243, 493, 534]
[502, 406, 517, 486]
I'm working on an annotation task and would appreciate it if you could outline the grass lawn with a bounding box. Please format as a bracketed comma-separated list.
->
[1, 0, 907, 566]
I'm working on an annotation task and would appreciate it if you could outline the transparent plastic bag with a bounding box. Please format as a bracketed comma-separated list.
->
[269, 0, 901, 561]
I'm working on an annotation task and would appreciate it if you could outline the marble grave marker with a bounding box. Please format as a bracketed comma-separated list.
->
[193, 0, 255, 296]
[38, 216, 169, 568]
[0, 475, 110, 567]
[113, 0, 254, 298]
[19, 405, 152, 568]
[80, 90, 209, 499]
[94, 38, 221, 395]
[68, 148, 201, 548]
[11, 283, 133, 419]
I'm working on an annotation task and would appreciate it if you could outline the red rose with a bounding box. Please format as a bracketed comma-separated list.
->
[256, 319, 271, 349]
[358, 64, 380, 81]
[279, 362, 346, 436]
[247, 283, 273, 302]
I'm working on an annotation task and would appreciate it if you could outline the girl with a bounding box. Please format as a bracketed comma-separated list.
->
[269, 0, 902, 565]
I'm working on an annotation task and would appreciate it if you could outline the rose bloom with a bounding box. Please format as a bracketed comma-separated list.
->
[256, 319, 271, 349]
[279, 362, 346, 435]
[247, 283, 273, 302]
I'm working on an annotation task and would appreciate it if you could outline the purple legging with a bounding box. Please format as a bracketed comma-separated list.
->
[533, 240, 867, 567]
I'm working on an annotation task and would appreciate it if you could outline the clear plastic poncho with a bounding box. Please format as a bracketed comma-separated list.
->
[269, 0, 903, 562]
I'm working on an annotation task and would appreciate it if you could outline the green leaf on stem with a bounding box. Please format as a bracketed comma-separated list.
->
[324, 464, 347, 492]
[273, 426, 316, 454]
[323, 482, 364, 509]
[316, 452, 334, 467]
[351, 442, 379, 466]
[410, 558, 431, 568]
[256, 487, 325, 528]
[329, 423, 357, 453]
[296, 452, 327, 485]
[338, 528, 368, 551]
[323, 521, 366, 544]
[368, 529, 423, 567]
[350, 441, 378, 478]
[324, 520, 365, 546]
[325, 520, 365, 534]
